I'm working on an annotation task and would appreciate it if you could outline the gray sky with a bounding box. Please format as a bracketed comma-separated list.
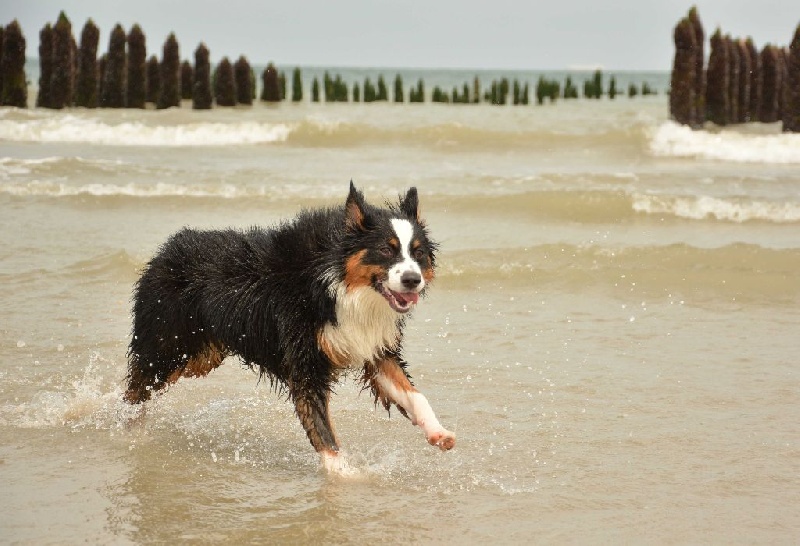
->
[3, 1, 798, 70]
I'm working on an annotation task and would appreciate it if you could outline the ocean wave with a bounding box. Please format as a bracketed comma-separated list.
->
[0, 108, 640, 150]
[633, 194, 800, 223]
[439, 243, 800, 302]
[4, 177, 798, 225]
[432, 189, 800, 225]
[0, 156, 128, 180]
[649, 121, 800, 164]
[286, 118, 639, 149]
[0, 180, 248, 198]
[0, 115, 292, 146]
[0, 250, 140, 286]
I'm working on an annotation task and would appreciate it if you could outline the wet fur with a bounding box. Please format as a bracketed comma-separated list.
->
[125, 183, 455, 463]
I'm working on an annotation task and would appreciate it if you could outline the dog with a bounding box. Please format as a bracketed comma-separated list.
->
[125, 182, 455, 471]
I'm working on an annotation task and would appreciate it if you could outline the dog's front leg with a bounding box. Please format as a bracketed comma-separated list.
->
[370, 358, 456, 451]
[292, 387, 351, 473]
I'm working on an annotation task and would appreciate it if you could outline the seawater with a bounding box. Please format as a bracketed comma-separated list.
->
[1, 78, 799, 544]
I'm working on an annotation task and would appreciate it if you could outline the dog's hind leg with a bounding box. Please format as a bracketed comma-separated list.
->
[124, 348, 186, 404]
[124, 343, 227, 404]
[172, 343, 227, 380]
[366, 357, 456, 451]
[124, 353, 157, 404]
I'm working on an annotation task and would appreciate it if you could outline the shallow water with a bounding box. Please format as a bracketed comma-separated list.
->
[1, 89, 799, 543]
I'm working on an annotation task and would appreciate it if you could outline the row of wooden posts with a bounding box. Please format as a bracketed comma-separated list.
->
[669, 7, 800, 132]
[1, 13, 660, 110]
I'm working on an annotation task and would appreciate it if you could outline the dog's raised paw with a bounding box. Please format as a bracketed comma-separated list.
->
[428, 430, 456, 451]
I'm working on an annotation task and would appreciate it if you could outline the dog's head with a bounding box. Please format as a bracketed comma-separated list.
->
[342, 182, 437, 314]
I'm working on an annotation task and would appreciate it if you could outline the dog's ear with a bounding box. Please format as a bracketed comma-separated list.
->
[400, 187, 421, 222]
[345, 181, 367, 230]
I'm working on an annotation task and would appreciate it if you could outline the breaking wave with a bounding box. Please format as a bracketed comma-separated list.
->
[632, 193, 800, 223]
[649, 121, 800, 164]
[3, 174, 798, 225]
[0, 114, 292, 146]
[0, 108, 639, 150]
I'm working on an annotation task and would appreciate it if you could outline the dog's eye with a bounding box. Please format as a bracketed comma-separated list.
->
[413, 248, 425, 260]
[379, 246, 394, 258]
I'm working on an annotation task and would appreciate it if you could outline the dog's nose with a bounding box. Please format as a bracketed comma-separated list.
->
[401, 271, 422, 290]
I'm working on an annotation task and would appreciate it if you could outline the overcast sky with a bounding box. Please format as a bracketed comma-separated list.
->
[3, 1, 798, 70]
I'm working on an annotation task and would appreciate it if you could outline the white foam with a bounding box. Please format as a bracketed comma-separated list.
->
[633, 193, 800, 223]
[0, 115, 292, 146]
[649, 121, 800, 164]
[0, 180, 247, 198]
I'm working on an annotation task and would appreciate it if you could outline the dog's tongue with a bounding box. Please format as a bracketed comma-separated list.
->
[394, 291, 419, 305]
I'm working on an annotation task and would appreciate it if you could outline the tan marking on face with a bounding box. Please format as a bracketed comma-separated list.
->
[422, 264, 435, 284]
[344, 250, 384, 291]
[410, 239, 435, 284]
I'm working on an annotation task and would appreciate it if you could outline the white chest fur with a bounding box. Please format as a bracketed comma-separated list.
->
[320, 283, 401, 366]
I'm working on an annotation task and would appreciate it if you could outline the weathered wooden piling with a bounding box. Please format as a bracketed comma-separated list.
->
[192, 43, 212, 110]
[146, 55, 160, 105]
[1, 20, 27, 107]
[564, 76, 578, 99]
[784, 26, 800, 132]
[260, 63, 280, 102]
[36, 24, 53, 108]
[777, 47, 787, 119]
[746, 38, 762, 122]
[706, 28, 730, 125]
[214, 57, 236, 106]
[50, 12, 75, 109]
[735, 39, 751, 123]
[100, 24, 126, 108]
[759, 45, 782, 123]
[377, 75, 388, 101]
[291, 67, 302, 102]
[414, 79, 424, 103]
[363, 78, 376, 102]
[126, 24, 146, 108]
[727, 35, 740, 123]
[394, 74, 404, 103]
[0, 26, 4, 104]
[688, 7, 706, 124]
[180, 61, 193, 100]
[234, 56, 252, 105]
[670, 16, 697, 126]
[157, 33, 181, 109]
[75, 19, 100, 108]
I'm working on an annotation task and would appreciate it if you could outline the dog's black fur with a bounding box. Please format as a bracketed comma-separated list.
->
[125, 183, 455, 462]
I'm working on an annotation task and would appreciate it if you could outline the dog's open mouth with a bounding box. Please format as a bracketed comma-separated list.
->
[378, 283, 419, 313]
